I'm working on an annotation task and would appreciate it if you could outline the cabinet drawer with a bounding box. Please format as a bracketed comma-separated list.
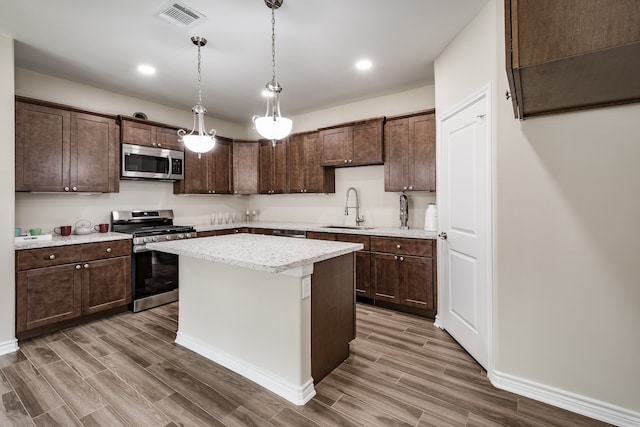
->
[370, 237, 432, 257]
[335, 233, 370, 251]
[17, 245, 84, 270]
[82, 240, 131, 261]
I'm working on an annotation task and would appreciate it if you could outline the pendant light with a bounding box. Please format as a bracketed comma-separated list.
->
[253, 0, 292, 144]
[178, 36, 216, 159]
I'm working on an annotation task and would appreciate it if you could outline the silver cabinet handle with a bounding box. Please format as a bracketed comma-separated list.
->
[408, 186, 413, 190]
[64, 187, 70, 192]
[49, 254, 56, 260]
[400, 256, 404, 261]
[396, 244, 401, 249]
[394, 255, 398, 260]
[439, 232, 448, 240]
[72, 186, 77, 191]
[344, 159, 348, 163]
[106, 247, 112, 253]
[75, 264, 81, 270]
[403, 186, 407, 190]
[83, 263, 90, 269]
[348, 159, 353, 163]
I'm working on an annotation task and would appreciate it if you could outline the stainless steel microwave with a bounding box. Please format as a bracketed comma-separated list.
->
[121, 143, 184, 181]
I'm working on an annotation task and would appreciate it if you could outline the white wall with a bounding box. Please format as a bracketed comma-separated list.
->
[251, 86, 437, 229]
[0, 35, 17, 353]
[436, 0, 640, 418]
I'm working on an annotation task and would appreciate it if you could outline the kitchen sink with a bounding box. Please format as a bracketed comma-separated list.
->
[321, 225, 376, 230]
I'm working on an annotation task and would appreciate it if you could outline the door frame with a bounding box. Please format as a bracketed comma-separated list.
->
[435, 84, 495, 375]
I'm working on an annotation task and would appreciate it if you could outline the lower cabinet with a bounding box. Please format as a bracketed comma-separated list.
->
[15, 240, 132, 338]
[307, 231, 372, 299]
[371, 236, 436, 317]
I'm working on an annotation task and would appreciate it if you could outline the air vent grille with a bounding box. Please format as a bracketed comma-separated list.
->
[155, 1, 205, 28]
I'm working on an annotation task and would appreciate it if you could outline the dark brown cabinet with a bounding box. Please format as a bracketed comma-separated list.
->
[16, 240, 132, 338]
[232, 140, 259, 195]
[505, 0, 640, 119]
[319, 118, 384, 167]
[15, 98, 119, 193]
[174, 137, 233, 194]
[259, 140, 287, 194]
[384, 110, 436, 192]
[120, 116, 183, 150]
[371, 236, 436, 317]
[286, 131, 335, 194]
[306, 231, 372, 298]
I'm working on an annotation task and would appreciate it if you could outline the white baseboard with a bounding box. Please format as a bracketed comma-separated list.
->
[175, 331, 316, 406]
[0, 338, 19, 356]
[491, 369, 640, 427]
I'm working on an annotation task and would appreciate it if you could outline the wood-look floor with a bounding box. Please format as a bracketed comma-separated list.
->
[0, 303, 610, 427]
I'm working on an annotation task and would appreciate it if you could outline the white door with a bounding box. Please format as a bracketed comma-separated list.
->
[437, 89, 492, 370]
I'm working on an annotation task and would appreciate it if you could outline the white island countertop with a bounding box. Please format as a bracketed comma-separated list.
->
[146, 233, 363, 273]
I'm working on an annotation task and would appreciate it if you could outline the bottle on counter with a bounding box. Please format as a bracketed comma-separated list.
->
[252, 209, 258, 222]
[245, 209, 251, 222]
[424, 203, 438, 231]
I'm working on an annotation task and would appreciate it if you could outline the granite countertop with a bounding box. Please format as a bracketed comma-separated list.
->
[147, 233, 363, 273]
[193, 221, 439, 240]
[14, 232, 132, 250]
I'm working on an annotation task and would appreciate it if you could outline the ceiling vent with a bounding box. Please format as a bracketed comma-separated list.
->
[155, 1, 205, 28]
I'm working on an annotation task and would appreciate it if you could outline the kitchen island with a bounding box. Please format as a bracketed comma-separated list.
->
[146, 233, 363, 405]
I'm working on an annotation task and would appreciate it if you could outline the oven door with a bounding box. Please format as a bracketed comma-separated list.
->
[131, 247, 179, 312]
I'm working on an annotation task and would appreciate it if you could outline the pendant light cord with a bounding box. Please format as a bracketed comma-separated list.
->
[197, 42, 203, 107]
[271, 5, 276, 84]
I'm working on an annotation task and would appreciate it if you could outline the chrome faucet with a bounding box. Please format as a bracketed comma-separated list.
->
[345, 187, 364, 226]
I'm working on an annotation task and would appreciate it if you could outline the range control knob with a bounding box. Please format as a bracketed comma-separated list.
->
[178, 234, 184, 239]
[185, 233, 192, 238]
[166, 235, 172, 240]
[151, 236, 158, 242]
[143, 237, 152, 243]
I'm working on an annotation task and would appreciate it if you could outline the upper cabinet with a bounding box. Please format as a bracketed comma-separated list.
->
[174, 137, 233, 195]
[287, 131, 335, 194]
[384, 110, 435, 192]
[15, 97, 119, 193]
[319, 118, 384, 167]
[505, 0, 640, 119]
[259, 140, 287, 194]
[232, 140, 259, 195]
[119, 116, 183, 151]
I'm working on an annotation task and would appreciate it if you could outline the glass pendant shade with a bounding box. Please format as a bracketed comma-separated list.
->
[178, 36, 216, 157]
[253, 0, 292, 142]
[179, 104, 216, 156]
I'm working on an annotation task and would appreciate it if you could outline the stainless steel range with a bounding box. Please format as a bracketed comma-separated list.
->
[111, 209, 196, 312]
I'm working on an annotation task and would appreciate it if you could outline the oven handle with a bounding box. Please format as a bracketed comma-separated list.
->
[132, 245, 151, 253]
[165, 153, 173, 180]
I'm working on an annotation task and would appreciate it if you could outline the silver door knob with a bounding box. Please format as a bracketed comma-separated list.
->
[439, 232, 448, 240]
[83, 263, 90, 269]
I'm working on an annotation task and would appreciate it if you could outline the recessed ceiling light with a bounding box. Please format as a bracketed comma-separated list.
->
[137, 65, 156, 75]
[355, 59, 372, 71]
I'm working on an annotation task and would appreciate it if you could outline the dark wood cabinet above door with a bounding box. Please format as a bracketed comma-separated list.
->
[259, 140, 287, 194]
[119, 116, 183, 151]
[232, 140, 259, 195]
[505, 0, 640, 119]
[15, 97, 119, 193]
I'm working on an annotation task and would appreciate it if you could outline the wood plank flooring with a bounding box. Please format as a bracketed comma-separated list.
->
[0, 303, 611, 426]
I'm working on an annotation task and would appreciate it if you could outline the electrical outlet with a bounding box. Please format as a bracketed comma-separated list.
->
[302, 277, 311, 299]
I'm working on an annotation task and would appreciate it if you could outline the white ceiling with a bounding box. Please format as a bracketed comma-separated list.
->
[0, 0, 487, 125]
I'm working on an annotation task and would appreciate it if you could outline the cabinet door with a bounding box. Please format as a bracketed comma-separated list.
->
[355, 251, 372, 298]
[384, 117, 409, 192]
[272, 141, 287, 193]
[399, 255, 434, 310]
[320, 127, 349, 166]
[304, 132, 335, 193]
[180, 149, 209, 194]
[71, 112, 119, 192]
[233, 141, 259, 194]
[351, 120, 384, 165]
[372, 252, 400, 303]
[16, 264, 82, 333]
[156, 126, 183, 151]
[409, 113, 436, 191]
[121, 120, 157, 147]
[81, 256, 131, 315]
[15, 102, 71, 192]
[210, 139, 233, 194]
[286, 134, 305, 193]
[258, 141, 273, 194]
